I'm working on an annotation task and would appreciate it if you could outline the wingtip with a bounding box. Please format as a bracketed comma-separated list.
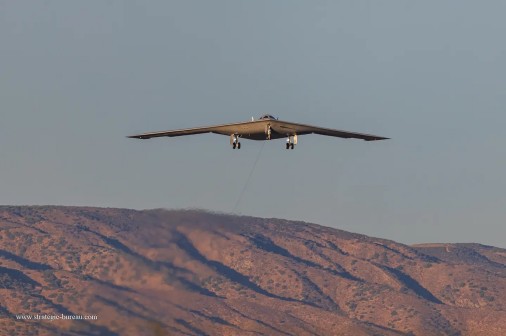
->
[365, 136, 390, 141]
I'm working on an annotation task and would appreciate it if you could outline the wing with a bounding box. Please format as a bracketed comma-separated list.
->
[127, 121, 261, 139]
[271, 120, 389, 141]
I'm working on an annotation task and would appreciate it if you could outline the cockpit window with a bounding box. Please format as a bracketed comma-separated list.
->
[259, 114, 276, 120]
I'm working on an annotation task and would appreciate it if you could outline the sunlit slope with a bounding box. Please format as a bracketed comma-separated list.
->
[0, 206, 505, 335]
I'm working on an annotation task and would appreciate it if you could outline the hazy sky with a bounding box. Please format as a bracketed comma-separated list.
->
[1, 1, 505, 247]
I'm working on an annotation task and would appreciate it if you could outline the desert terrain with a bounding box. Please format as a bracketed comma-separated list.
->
[0, 206, 505, 335]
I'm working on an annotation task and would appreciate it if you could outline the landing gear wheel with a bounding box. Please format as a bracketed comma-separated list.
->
[237, 142, 241, 149]
[232, 143, 236, 149]
[286, 135, 297, 149]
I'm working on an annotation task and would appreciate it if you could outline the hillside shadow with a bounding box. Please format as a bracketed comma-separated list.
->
[174, 232, 300, 303]
[81, 226, 215, 297]
[0, 266, 40, 289]
[175, 319, 209, 336]
[0, 249, 51, 271]
[382, 266, 442, 304]
[247, 234, 360, 281]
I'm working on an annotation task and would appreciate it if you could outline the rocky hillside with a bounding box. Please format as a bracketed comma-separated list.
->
[0, 206, 505, 335]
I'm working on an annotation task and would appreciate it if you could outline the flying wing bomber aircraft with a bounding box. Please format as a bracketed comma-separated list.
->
[128, 115, 389, 149]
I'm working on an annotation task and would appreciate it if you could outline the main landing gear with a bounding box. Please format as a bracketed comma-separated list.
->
[230, 134, 241, 149]
[286, 134, 297, 150]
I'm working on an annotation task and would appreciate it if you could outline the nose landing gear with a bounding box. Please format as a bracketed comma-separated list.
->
[265, 124, 272, 140]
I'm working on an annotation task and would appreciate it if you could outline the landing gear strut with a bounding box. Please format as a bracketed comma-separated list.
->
[286, 134, 297, 150]
[230, 134, 241, 149]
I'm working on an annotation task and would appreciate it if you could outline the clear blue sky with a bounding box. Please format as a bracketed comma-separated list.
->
[1, 1, 505, 247]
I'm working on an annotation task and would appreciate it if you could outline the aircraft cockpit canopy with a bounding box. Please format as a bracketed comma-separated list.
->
[258, 114, 277, 120]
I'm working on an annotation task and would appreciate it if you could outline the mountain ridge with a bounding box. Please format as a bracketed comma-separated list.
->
[0, 206, 505, 335]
